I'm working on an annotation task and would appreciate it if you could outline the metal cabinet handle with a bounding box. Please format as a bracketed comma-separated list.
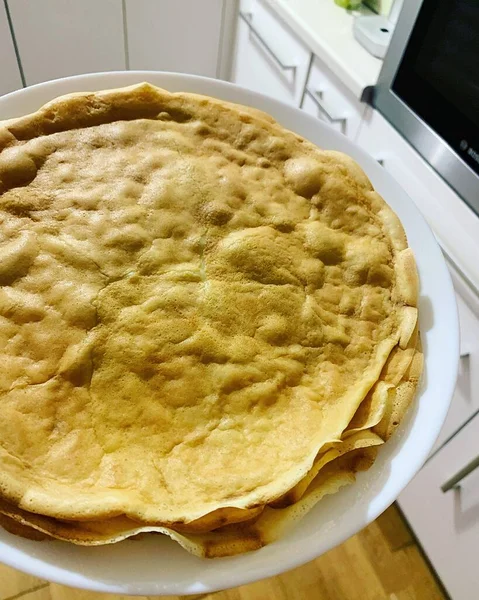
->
[305, 87, 347, 127]
[239, 11, 297, 73]
[441, 455, 479, 492]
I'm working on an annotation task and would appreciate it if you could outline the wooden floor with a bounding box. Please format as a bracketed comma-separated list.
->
[0, 504, 446, 600]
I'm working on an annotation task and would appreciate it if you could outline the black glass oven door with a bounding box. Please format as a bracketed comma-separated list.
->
[392, 0, 479, 178]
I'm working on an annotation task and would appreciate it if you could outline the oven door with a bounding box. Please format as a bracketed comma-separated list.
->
[374, 0, 479, 216]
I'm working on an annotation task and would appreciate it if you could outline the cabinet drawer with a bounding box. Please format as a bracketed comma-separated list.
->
[231, 0, 310, 106]
[432, 262, 479, 452]
[301, 55, 366, 140]
[399, 411, 479, 599]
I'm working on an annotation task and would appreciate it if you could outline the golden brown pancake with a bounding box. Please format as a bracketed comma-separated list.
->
[0, 83, 421, 553]
[0, 451, 358, 557]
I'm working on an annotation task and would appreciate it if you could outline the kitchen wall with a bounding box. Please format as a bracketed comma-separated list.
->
[0, 0, 237, 97]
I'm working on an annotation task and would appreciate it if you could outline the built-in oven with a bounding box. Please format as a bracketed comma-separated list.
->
[374, 0, 479, 216]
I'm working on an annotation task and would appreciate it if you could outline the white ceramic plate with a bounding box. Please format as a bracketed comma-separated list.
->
[0, 72, 458, 596]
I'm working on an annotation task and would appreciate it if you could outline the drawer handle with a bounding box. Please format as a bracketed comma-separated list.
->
[239, 11, 297, 73]
[441, 455, 479, 492]
[305, 87, 347, 127]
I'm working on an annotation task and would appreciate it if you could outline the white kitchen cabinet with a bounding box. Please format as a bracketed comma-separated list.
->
[125, 0, 224, 78]
[7, 0, 125, 86]
[231, 0, 310, 106]
[357, 105, 479, 597]
[399, 410, 479, 599]
[301, 55, 366, 140]
[431, 262, 479, 452]
[0, 2, 22, 96]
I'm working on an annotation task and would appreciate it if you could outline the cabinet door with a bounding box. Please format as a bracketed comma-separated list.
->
[399, 411, 479, 600]
[126, 0, 224, 78]
[231, 0, 310, 106]
[8, 0, 125, 86]
[0, 2, 22, 96]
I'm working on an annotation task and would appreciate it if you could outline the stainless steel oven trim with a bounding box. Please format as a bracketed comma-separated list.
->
[373, 0, 479, 216]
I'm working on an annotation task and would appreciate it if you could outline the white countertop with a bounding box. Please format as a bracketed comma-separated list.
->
[264, 0, 383, 98]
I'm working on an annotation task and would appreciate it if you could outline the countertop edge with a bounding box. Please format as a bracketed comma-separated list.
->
[262, 0, 382, 100]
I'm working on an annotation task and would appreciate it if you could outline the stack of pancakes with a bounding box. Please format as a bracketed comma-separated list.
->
[0, 84, 422, 557]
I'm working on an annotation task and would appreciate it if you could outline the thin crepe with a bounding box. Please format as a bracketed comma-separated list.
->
[0, 83, 420, 538]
